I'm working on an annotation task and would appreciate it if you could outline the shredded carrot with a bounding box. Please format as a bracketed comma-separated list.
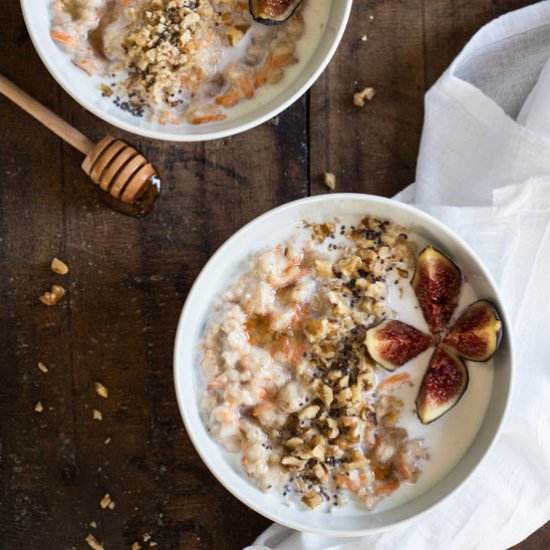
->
[221, 411, 235, 424]
[375, 481, 401, 495]
[358, 472, 368, 483]
[269, 54, 292, 68]
[335, 473, 359, 492]
[238, 75, 255, 99]
[252, 401, 275, 416]
[254, 75, 267, 88]
[50, 30, 76, 44]
[376, 372, 411, 392]
[215, 90, 242, 107]
[290, 342, 305, 366]
[398, 452, 412, 481]
[191, 113, 227, 125]
[207, 379, 225, 391]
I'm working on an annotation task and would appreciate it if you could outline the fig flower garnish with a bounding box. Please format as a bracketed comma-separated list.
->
[366, 246, 503, 424]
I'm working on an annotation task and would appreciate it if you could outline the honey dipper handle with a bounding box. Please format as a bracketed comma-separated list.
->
[0, 74, 94, 155]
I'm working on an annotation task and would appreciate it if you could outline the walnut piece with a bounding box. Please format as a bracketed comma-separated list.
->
[39, 285, 65, 306]
[85, 534, 104, 550]
[37, 362, 49, 374]
[93, 409, 103, 421]
[51, 257, 69, 274]
[353, 87, 376, 107]
[323, 172, 336, 190]
[34, 401, 44, 413]
[301, 488, 323, 509]
[94, 382, 109, 399]
[99, 493, 112, 509]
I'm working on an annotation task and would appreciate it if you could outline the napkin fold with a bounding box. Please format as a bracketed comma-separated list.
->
[247, 2, 550, 548]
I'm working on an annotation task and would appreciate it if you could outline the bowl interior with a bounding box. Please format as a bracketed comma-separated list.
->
[21, 0, 352, 141]
[173, 194, 513, 536]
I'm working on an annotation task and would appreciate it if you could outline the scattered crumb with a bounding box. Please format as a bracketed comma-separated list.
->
[369, 15, 374, 20]
[90, 521, 97, 529]
[150, 543, 157, 547]
[361, 34, 367, 41]
[267, 116, 279, 126]
[143, 534, 151, 542]
[51, 257, 69, 275]
[104, 437, 111, 445]
[94, 382, 109, 398]
[85, 534, 104, 550]
[37, 362, 49, 374]
[353, 87, 376, 107]
[39, 285, 65, 306]
[323, 172, 336, 190]
[132, 544, 141, 550]
[99, 493, 113, 509]
[93, 409, 103, 421]
[34, 401, 44, 413]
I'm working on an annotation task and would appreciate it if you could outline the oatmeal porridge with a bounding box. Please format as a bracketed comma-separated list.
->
[49, 0, 326, 125]
[199, 217, 433, 510]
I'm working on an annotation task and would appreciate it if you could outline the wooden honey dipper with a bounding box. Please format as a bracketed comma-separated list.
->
[0, 74, 160, 210]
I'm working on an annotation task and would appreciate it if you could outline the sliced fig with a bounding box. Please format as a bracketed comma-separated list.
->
[412, 245, 462, 339]
[443, 300, 503, 362]
[250, 0, 303, 24]
[416, 345, 468, 424]
[366, 320, 434, 371]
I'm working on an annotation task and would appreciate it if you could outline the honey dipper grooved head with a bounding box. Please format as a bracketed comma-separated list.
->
[81, 136, 158, 204]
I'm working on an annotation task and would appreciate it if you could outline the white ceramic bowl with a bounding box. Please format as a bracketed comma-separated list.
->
[21, 0, 351, 142]
[174, 194, 513, 536]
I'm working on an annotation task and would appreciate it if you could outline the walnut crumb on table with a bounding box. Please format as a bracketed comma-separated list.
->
[94, 382, 109, 398]
[93, 409, 103, 421]
[34, 401, 43, 413]
[353, 87, 376, 107]
[51, 257, 69, 275]
[39, 285, 65, 306]
[85, 534, 103, 550]
[100, 493, 114, 509]
[37, 361, 49, 373]
[323, 172, 336, 190]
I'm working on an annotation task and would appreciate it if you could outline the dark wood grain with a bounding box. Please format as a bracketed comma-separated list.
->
[0, 0, 547, 549]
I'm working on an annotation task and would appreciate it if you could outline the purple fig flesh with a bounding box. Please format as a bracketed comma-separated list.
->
[416, 345, 469, 424]
[443, 300, 502, 362]
[366, 320, 434, 371]
[249, 0, 302, 24]
[412, 246, 462, 339]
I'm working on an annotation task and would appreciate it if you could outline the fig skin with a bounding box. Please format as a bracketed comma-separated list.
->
[249, 0, 303, 24]
[416, 345, 469, 424]
[443, 300, 503, 362]
[366, 319, 434, 371]
[412, 245, 462, 339]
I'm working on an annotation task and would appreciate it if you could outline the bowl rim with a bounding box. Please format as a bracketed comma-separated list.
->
[173, 193, 514, 536]
[20, 0, 353, 142]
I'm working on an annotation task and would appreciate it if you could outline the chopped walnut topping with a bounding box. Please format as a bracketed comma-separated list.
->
[312, 222, 336, 243]
[39, 285, 65, 306]
[353, 87, 376, 107]
[301, 488, 323, 509]
[323, 172, 336, 190]
[94, 382, 109, 399]
[51, 257, 69, 274]
[85, 534, 104, 550]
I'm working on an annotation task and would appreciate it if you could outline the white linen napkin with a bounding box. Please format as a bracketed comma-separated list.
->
[246, 2, 550, 548]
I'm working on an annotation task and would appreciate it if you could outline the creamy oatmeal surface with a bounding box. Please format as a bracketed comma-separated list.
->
[50, 0, 308, 124]
[200, 217, 429, 511]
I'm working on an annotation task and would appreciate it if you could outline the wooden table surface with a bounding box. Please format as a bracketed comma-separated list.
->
[1, 0, 548, 548]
